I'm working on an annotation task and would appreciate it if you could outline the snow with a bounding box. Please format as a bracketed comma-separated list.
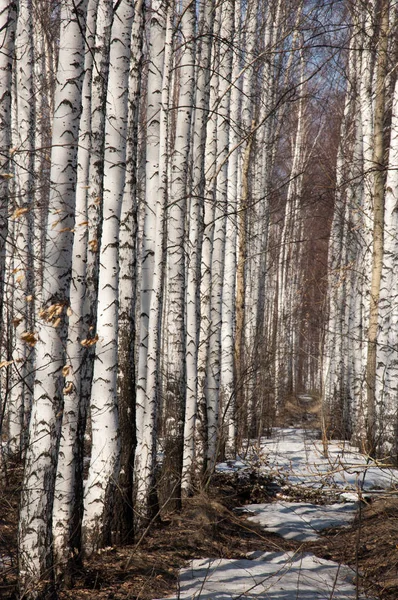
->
[160, 552, 366, 599]
[239, 501, 358, 541]
[160, 428, 383, 599]
[217, 428, 398, 493]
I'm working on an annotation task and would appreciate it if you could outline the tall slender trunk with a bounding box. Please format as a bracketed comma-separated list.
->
[8, 0, 34, 456]
[366, 0, 389, 456]
[0, 1, 17, 390]
[82, 0, 134, 554]
[134, 0, 169, 527]
[114, 0, 145, 545]
[182, 0, 214, 494]
[205, 0, 234, 471]
[162, 0, 196, 509]
[18, 2, 87, 596]
[52, 0, 98, 580]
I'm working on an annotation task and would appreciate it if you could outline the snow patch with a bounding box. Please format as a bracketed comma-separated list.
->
[160, 552, 368, 599]
[240, 501, 358, 541]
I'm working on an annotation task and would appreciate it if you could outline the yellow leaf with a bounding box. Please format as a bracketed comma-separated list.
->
[20, 331, 37, 346]
[63, 382, 74, 395]
[26, 295, 33, 302]
[80, 334, 99, 347]
[11, 207, 29, 220]
[62, 365, 71, 377]
[12, 317, 23, 327]
[52, 317, 61, 328]
[15, 274, 25, 283]
[40, 302, 66, 322]
[89, 239, 98, 252]
[79, 221, 89, 226]
[0, 360, 13, 368]
[1, 173, 14, 179]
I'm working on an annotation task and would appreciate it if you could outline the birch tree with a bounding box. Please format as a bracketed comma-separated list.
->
[82, 0, 134, 554]
[182, 0, 214, 494]
[18, 1, 87, 596]
[0, 1, 17, 436]
[134, 0, 168, 526]
[114, 0, 145, 545]
[162, 0, 195, 507]
[375, 73, 398, 460]
[365, 0, 389, 456]
[52, 0, 98, 579]
[8, 0, 34, 456]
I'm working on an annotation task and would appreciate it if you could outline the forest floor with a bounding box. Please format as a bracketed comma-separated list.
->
[1, 396, 398, 599]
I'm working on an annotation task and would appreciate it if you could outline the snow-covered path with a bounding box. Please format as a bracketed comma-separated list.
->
[218, 427, 398, 495]
[159, 425, 398, 599]
[164, 552, 361, 599]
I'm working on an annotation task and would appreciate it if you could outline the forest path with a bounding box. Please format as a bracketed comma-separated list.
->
[160, 416, 398, 599]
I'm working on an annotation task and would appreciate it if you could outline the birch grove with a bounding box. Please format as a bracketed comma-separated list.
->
[4, 1, 398, 597]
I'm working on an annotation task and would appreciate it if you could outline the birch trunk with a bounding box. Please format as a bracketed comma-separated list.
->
[366, 0, 389, 456]
[196, 24, 219, 473]
[0, 1, 17, 386]
[52, 0, 98, 579]
[8, 0, 34, 456]
[221, 0, 242, 453]
[205, 0, 234, 471]
[351, 2, 376, 447]
[162, 0, 195, 508]
[18, 1, 87, 596]
[114, 0, 145, 545]
[82, 0, 134, 554]
[376, 74, 398, 460]
[134, 0, 169, 527]
[182, 0, 214, 493]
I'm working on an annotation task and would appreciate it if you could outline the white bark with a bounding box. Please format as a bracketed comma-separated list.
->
[114, 0, 145, 544]
[52, 0, 98, 575]
[135, 2, 173, 524]
[322, 42, 356, 437]
[135, 0, 167, 449]
[221, 0, 242, 452]
[0, 1, 17, 373]
[375, 76, 398, 457]
[161, 0, 195, 503]
[182, 0, 214, 493]
[197, 17, 219, 471]
[83, 0, 113, 405]
[351, 3, 376, 445]
[18, 1, 87, 595]
[206, 0, 234, 469]
[8, 0, 34, 455]
[82, 0, 134, 554]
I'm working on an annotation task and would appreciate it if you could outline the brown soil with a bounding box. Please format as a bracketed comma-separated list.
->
[2, 454, 398, 599]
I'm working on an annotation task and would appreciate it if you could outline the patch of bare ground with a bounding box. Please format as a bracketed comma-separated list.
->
[305, 496, 398, 600]
[2, 460, 398, 599]
[276, 393, 321, 429]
